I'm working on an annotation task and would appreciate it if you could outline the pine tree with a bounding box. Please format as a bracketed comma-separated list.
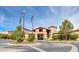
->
[59, 19, 74, 40]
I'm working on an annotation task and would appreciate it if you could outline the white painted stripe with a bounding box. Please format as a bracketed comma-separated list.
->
[69, 44, 78, 52]
[29, 45, 46, 52]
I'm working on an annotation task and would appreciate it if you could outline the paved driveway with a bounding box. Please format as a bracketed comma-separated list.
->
[0, 39, 72, 52]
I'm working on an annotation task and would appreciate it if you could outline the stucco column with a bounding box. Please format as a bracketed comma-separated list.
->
[44, 34, 47, 39]
[25, 34, 28, 38]
[49, 32, 52, 39]
[35, 33, 38, 40]
[43, 32, 47, 40]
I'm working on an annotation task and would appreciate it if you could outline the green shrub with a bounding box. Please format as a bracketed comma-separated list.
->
[52, 35, 59, 40]
[10, 34, 17, 40]
[27, 37, 34, 42]
[58, 34, 78, 40]
[28, 34, 35, 39]
[58, 35, 65, 40]
[8, 35, 13, 39]
[0, 34, 9, 39]
[16, 36, 24, 42]
[69, 34, 78, 40]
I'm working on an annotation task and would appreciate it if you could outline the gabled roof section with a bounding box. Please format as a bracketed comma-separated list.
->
[33, 27, 48, 31]
[73, 29, 79, 32]
[23, 28, 32, 32]
[3, 30, 13, 32]
[48, 26, 57, 29]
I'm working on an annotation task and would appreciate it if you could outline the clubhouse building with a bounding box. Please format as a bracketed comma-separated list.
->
[1, 26, 79, 41]
[1, 26, 57, 40]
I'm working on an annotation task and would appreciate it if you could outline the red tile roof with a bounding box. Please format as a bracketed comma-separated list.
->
[48, 26, 57, 29]
[73, 29, 79, 32]
[33, 27, 48, 31]
[23, 28, 32, 32]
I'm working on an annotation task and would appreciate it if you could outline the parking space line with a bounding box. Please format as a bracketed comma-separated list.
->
[29, 45, 46, 52]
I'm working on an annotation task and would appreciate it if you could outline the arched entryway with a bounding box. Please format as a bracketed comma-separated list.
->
[38, 34, 44, 40]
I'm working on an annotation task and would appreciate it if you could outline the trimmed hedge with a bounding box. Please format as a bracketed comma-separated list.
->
[28, 34, 35, 39]
[69, 34, 78, 40]
[52, 35, 59, 40]
[52, 34, 78, 40]
[27, 37, 34, 42]
[16, 36, 24, 42]
[0, 34, 10, 39]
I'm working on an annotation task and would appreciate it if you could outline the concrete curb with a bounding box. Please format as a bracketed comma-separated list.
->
[9, 42, 41, 46]
[69, 44, 78, 52]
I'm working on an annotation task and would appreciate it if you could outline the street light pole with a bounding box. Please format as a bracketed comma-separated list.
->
[19, 17, 22, 27]
[31, 16, 34, 34]
[21, 10, 26, 36]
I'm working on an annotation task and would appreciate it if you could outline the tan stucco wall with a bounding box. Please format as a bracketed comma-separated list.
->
[48, 27, 57, 39]
[2, 31, 9, 34]
[24, 27, 57, 40]
[34, 28, 47, 40]
[1, 31, 11, 35]
[25, 34, 28, 38]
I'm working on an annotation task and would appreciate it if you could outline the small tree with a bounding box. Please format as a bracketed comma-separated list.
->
[59, 19, 74, 40]
[11, 26, 25, 42]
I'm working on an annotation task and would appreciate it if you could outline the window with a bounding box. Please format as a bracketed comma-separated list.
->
[39, 29, 42, 32]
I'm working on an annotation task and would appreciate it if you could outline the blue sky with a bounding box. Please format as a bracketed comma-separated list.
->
[0, 6, 79, 32]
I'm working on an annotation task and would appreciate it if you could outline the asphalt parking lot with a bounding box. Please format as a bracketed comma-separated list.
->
[0, 39, 39, 52]
[32, 41, 72, 52]
[0, 39, 72, 52]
